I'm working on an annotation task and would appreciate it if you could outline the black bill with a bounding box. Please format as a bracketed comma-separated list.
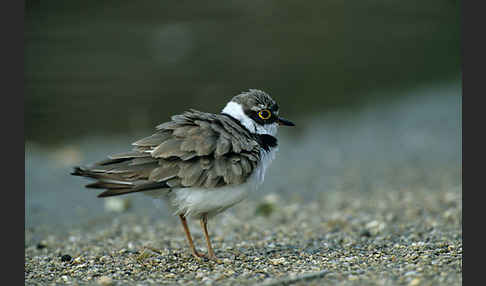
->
[278, 117, 295, 126]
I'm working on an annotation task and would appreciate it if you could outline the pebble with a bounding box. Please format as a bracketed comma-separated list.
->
[97, 276, 113, 285]
[104, 197, 131, 213]
[36, 243, 47, 250]
[25, 182, 462, 286]
[270, 258, 286, 265]
[409, 278, 421, 286]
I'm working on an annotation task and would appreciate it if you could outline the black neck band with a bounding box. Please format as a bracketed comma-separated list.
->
[257, 134, 278, 151]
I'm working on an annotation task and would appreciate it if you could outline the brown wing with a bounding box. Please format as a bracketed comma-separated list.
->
[71, 110, 261, 197]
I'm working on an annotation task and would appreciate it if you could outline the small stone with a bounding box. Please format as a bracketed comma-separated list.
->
[222, 258, 232, 264]
[270, 257, 285, 265]
[255, 202, 275, 217]
[97, 276, 113, 285]
[348, 275, 358, 280]
[61, 254, 72, 262]
[360, 230, 372, 237]
[104, 197, 131, 213]
[36, 243, 47, 250]
[365, 220, 386, 235]
[195, 272, 204, 279]
[73, 256, 84, 264]
[408, 278, 421, 286]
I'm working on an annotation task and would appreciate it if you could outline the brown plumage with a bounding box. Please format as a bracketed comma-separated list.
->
[72, 109, 261, 198]
[71, 89, 295, 261]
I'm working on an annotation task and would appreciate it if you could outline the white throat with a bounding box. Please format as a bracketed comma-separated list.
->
[221, 101, 278, 136]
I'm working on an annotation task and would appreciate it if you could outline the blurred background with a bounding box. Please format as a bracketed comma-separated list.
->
[25, 1, 461, 229]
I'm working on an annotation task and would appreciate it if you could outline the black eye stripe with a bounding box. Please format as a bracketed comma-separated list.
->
[245, 109, 277, 125]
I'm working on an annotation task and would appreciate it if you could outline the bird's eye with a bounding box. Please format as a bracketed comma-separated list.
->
[258, 109, 271, 120]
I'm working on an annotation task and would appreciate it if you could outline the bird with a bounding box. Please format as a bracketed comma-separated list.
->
[71, 89, 295, 261]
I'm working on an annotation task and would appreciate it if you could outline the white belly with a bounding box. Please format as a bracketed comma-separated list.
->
[166, 148, 277, 219]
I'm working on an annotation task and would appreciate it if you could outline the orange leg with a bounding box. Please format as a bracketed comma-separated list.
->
[179, 214, 204, 259]
[200, 214, 219, 261]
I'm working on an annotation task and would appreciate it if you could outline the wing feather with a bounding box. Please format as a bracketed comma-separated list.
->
[149, 162, 180, 182]
[151, 138, 185, 158]
[72, 110, 263, 197]
[132, 131, 171, 147]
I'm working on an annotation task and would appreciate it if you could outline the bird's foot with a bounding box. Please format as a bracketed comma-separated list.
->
[207, 252, 221, 263]
[191, 250, 206, 260]
[191, 251, 221, 263]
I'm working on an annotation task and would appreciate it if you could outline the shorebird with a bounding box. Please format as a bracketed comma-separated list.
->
[72, 89, 295, 261]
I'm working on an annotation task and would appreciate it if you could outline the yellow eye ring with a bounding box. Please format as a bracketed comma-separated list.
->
[258, 109, 272, 120]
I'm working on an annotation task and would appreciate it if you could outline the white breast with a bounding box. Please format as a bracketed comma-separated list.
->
[169, 148, 277, 219]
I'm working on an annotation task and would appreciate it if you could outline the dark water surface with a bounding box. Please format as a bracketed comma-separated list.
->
[25, 1, 461, 146]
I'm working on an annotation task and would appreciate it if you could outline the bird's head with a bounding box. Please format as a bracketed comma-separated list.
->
[221, 89, 295, 136]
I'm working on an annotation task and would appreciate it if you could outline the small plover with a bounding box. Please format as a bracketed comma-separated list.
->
[72, 89, 295, 260]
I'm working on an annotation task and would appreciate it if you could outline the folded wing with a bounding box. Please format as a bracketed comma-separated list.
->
[72, 110, 260, 197]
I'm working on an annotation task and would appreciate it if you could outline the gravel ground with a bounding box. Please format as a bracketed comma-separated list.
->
[25, 181, 462, 286]
[25, 85, 462, 285]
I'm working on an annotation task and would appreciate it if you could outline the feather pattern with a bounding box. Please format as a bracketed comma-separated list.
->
[71, 89, 291, 219]
[72, 109, 270, 197]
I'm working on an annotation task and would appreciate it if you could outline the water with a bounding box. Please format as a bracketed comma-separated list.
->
[25, 0, 461, 146]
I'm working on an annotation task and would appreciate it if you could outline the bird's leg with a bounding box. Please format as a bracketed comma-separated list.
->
[200, 214, 219, 261]
[179, 214, 204, 259]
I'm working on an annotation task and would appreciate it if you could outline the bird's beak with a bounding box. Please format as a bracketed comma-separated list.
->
[278, 117, 295, 126]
